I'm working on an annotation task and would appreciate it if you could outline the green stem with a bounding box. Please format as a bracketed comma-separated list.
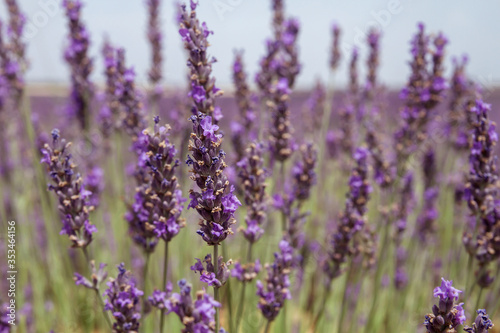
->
[142, 251, 151, 317]
[214, 244, 220, 333]
[159, 242, 169, 333]
[235, 243, 253, 332]
[337, 262, 354, 333]
[264, 320, 272, 333]
[311, 283, 332, 332]
[475, 287, 484, 311]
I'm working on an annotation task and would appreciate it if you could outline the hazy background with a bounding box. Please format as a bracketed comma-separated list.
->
[1, 0, 499, 91]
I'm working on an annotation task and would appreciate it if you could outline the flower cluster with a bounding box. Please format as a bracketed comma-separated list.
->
[74, 261, 107, 290]
[424, 278, 465, 333]
[63, 0, 94, 131]
[323, 147, 371, 281]
[190, 254, 231, 288]
[186, 113, 241, 245]
[126, 117, 186, 252]
[237, 142, 268, 244]
[100, 40, 120, 137]
[268, 78, 294, 162]
[41, 129, 97, 248]
[447, 56, 472, 150]
[329, 23, 341, 71]
[147, 0, 163, 89]
[463, 99, 500, 286]
[178, 1, 223, 121]
[231, 260, 261, 283]
[464, 309, 494, 333]
[292, 143, 317, 203]
[256, 240, 294, 322]
[416, 149, 439, 243]
[167, 279, 221, 333]
[104, 263, 143, 332]
[116, 49, 146, 138]
[83, 166, 104, 208]
[231, 51, 257, 161]
[303, 80, 326, 137]
[395, 24, 448, 171]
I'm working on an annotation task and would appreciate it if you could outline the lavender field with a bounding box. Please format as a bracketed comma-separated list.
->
[1, 0, 500, 332]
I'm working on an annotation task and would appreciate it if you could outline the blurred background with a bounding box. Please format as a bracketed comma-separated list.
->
[0, 0, 499, 91]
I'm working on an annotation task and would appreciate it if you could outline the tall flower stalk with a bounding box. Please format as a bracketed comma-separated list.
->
[63, 0, 94, 132]
[146, 0, 163, 113]
[179, 2, 241, 331]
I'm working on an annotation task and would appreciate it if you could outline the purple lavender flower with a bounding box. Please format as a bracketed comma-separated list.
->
[323, 147, 371, 281]
[0, 20, 24, 104]
[464, 309, 494, 333]
[148, 281, 172, 310]
[167, 279, 221, 333]
[100, 40, 120, 138]
[74, 261, 107, 290]
[448, 55, 472, 150]
[191, 254, 232, 288]
[395, 24, 448, 171]
[256, 240, 294, 322]
[186, 113, 241, 245]
[5, 0, 26, 62]
[303, 80, 326, 136]
[126, 118, 186, 252]
[292, 143, 317, 203]
[231, 51, 257, 160]
[178, 2, 222, 122]
[330, 23, 341, 71]
[231, 260, 261, 283]
[268, 78, 294, 162]
[277, 18, 301, 88]
[416, 149, 439, 243]
[104, 263, 143, 332]
[63, 0, 94, 131]
[83, 166, 104, 208]
[40, 129, 97, 248]
[146, 0, 163, 90]
[272, 0, 284, 40]
[237, 142, 268, 244]
[116, 49, 146, 137]
[424, 278, 466, 332]
[463, 99, 500, 287]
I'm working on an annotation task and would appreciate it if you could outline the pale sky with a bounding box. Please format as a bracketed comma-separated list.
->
[1, 0, 499, 90]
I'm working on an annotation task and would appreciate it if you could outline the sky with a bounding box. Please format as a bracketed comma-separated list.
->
[1, 0, 499, 91]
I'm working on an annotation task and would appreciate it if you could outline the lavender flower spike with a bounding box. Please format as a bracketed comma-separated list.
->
[464, 309, 494, 333]
[74, 261, 107, 290]
[323, 147, 371, 281]
[167, 279, 221, 333]
[424, 278, 466, 332]
[63, 0, 94, 131]
[126, 117, 186, 252]
[190, 254, 232, 288]
[329, 23, 341, 71]
[256, 240, 294, 322]
[178, 1, 223, 121]
[186, 113, 241, 245]
[41, 129, 97, 248]
[268, 78, 294, 162]
[292, 142, 317, 203]
[463, 99, 500, 287]
[5, 0, 26, 65]
[104, 263, 143, 332]
[146, 0, 163, 90]
[237, 142, 268, 244]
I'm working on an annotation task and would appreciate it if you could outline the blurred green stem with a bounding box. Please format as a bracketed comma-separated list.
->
[311, 282, 332, 332]
[264, 320, 272, 333]
[214, 244, 220, 333]
[235, 243, 253, 332]
[142, 251, 151, 316]
[159, 242, 169, 333]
